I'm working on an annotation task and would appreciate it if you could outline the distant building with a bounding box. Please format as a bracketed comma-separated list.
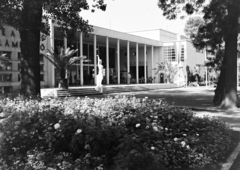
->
[0, 21, 214, 93]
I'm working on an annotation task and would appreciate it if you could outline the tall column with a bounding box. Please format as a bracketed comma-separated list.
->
[144, 44, 147, 84]
[76, 41, 79, 83]
[136, 43, 139, 84]
[80, 32, 83, 86]
[106, 37, 109, 85]
[64, 35, 68, 81]
[127, 41, 130, 80]
[151, 46, 154, 79]
[237, 65, 239, 87]
[64, 34, 67, 48]
[48, 19, 55, 87]
[117, 39, 120, 84]
[94, 34, 97, 85]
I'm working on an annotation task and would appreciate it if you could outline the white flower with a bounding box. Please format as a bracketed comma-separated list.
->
[136, 123, 141, 128]
[75, 129, 82, 134]
[174, 137, 178, 141]
[54, 123, 60, 130]
[165, 128, 168, 131]
[186, 145, 190, 149]
[151, 146, 155, 150]
[181, 141, 186, 147]
[183, 134, 187, 136]
[0, 112, 5, 117]
[153, 126, 158, 132]
[196, 133, 199, 136]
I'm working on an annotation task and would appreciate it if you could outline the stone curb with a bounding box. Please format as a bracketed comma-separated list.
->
[221, 142, 240, 170]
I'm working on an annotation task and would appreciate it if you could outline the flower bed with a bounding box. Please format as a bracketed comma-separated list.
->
[0, 95, 238, 170]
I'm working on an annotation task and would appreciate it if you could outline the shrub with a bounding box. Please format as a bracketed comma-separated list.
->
[0, 95, 237, 170]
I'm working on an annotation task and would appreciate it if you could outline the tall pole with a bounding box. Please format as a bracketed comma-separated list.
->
[206, 67, 208, 88]
[80, 32, 83, 86]
[117, 39, 120, 84]
[94, 34, 97, 85]
[106, 37, 109, 85]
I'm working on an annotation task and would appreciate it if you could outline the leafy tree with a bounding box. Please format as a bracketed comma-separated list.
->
[205, 48, 224, 79]
[0, 0, 107, 95]
[184, 16, 205, 40]
[158, 0, 240, 109]
[44, 47, 87, 89]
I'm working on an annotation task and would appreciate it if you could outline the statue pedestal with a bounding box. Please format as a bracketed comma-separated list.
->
[95, 85, 104, 93]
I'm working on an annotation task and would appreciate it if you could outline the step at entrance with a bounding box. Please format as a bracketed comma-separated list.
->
[57, 88, 102, 97]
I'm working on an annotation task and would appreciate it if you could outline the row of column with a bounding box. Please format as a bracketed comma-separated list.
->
[48, 19, 155, 86]
[71, 34, 155, 85]
[91, 36, 155, 85]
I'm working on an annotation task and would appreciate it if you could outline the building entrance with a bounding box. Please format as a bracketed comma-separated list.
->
[160, 73, 164, 83]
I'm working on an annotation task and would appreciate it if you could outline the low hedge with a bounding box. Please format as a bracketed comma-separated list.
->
[0, 95, 237, 170]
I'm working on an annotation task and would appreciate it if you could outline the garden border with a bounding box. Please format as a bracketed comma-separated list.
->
[221, 141, 240, 170]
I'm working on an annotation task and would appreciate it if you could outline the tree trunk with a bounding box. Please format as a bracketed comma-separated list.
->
[213, 5, 239, 109]
[59, 68, 68, 89]
[19, 1, 43, 96]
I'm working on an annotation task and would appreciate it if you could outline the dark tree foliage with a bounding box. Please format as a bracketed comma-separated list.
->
[205, 49, 224, 72]
[158, 0, 240, 109]
[0, 0, 106, 95]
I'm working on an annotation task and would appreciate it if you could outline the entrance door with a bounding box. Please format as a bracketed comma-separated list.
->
[160, 73, 164, 83]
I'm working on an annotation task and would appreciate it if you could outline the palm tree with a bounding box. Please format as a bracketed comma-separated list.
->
[153, 61, 178, 83]
[0, 53, 10, 69]
[44, 47, 87, 89]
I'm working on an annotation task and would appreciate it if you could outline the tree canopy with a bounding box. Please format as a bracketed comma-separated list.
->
[0, 0, 107, 95]
[0, 0, 106, 38]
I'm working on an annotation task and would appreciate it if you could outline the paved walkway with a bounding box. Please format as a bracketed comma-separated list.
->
[105, 87, 240, 131]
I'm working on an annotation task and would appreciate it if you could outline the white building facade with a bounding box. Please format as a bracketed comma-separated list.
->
[0, 21, 211, 93]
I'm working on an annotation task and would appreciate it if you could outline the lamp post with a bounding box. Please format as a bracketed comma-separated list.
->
[204, 66, 208, 88]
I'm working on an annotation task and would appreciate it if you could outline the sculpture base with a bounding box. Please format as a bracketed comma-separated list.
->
[95, 85, 103, 93]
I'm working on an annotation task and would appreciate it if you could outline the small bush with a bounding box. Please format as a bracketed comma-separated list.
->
[0, 95, 237, 170]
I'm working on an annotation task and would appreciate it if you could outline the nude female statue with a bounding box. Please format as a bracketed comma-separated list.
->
[95, 55, 103, 92]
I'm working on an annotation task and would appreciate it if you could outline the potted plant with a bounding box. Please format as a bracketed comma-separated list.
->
[44, 47, 86, 89]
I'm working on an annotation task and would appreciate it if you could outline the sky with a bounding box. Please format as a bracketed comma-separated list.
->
[80, 0, 192, 35]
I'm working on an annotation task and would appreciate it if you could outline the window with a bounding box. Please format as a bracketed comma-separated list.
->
[181, 45, 185, 61]
[40, 74, 44, 81]
[3, 86, 12, 94]
[18, 52, 22, 60]
[0, 63, 12, 71]
[0, 51, 11, 59]
[40, 64, 44, 72]
[163, 46, 176, 62]
[18, 74, 21, 82]
[40, 54, 44, 61]
[1, 74, 12, 81]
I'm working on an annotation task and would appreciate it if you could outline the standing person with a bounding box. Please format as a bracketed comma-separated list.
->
[95, 55, 104, 92]
[127, 72, 131, 85]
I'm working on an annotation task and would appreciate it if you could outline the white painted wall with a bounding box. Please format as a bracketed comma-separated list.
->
[159, 30, 177, 41]
[129, 30, 161, 41]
